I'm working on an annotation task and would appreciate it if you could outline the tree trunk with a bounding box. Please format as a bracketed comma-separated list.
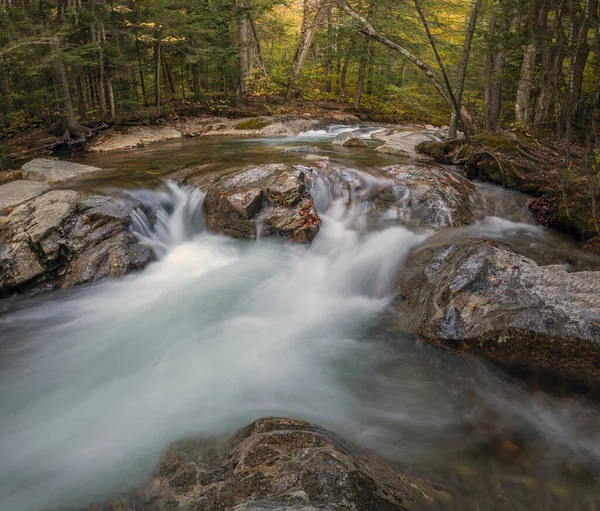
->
[325, 5, 333, 93]
[135, 29, 147, 106]
[560, 0, 598, 135]
[515, 1, 549, 127]
[100, 23, 116, 119]
[534, 3, 565, 125]
[191, 62, 201, 94]
[286, 0, 326, 101]
[483, 16, 497, 130]
[354, 41, 368, 109]
[340, 50, 351, 101]
[449, 0, 482, 138]
[51, 43, 91, 140]
[238, 3, 251, 95]
[154, 39, 161, 109]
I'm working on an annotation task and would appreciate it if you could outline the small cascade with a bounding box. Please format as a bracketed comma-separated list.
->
[129, 181, 206, 258]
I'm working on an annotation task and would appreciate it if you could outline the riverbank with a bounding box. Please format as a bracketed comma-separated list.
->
[417, 131, 600, 254]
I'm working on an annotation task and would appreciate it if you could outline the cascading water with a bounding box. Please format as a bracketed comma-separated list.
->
[0, 146, 599, 511]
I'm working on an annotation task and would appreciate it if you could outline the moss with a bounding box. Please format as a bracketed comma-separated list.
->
[234, 118, 271, 130]
[416, 139, 463, 159]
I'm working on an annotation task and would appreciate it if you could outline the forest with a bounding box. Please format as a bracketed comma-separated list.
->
[0, 0, 600, 242]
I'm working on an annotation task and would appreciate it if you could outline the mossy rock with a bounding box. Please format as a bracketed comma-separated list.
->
[234, 118, 271, 130]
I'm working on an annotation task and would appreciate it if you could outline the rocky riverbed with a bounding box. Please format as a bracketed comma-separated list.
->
[1, 123, 599, 511]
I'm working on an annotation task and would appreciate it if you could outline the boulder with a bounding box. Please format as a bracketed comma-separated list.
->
[372, 130, 441, 159]
[88, 126, 182, 152]
[0, 191, 152, 295]
[0, 180, 50, 212]
[21, 158, 104, 184]
[374, 144, 411, 158]
[204, 164, 321, 243]
[92, 418, 441, 511]
[396, 238, 600, 383]
[332, 131, 368, 148]
[375, 164, 475, 230]
[305, 154, 330, 162]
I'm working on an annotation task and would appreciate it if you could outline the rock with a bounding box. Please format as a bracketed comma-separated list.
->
[372, 130, 441, 159]
[396, 238, 600, 383]
[374, 144, 411, 158]
[204, 164, 321, 243]
[332, 131, 368, 148]
[305, 154, 330, 162]
[377, 164, 475, 230]
[0, 191, 152, 295]
[0, 180, 50, 212]
[88, 126, 182, 152]
[283, 146, 322, 154]
[93, 418, 441, 511]
[21, 158, 104, 184]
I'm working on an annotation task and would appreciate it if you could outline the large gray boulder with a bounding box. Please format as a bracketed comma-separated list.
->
[0, 180, 50, 211]
[396, 238, 600, 383]
[332, 131, 368, 147]
[21, 158, 104, 184]
[92, 418, 441, 511]
[0, 191, 152, 295]
[200, 164, 321, 243]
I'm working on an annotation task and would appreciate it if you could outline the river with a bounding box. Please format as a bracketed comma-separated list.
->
[0, 126, 599, 510]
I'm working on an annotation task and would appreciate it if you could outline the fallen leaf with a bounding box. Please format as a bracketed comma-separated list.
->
[512, 265, 520, 270]
[471, 303, 477, 312]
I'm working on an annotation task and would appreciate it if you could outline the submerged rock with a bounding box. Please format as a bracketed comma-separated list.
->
[396, 238, 600, 383]
[0, 191, 152, 295]
[204, 164, 321, 242]
[93, 418, 440, 510]
[21, 158, 104, 184]
[374, 144, 411, 158]
[0, 180, 50, 211]
[283, 145, 322, 154]
[332, 131, 368, 147]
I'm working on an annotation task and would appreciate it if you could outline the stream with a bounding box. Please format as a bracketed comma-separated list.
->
[1, 126, 599, 510]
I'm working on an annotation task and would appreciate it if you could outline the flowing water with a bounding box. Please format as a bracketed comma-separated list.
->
[1, 126, 599, 510]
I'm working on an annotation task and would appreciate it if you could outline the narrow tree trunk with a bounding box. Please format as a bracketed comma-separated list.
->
[249, 15, 269, 90]
[100, 23, 116, 119]
[339, 51, 350, 101]
[354, 42, 368, 109]
[483, 16, 497, 130]
[325, 5, 333, 93]
[449, 0, 483, 138]
[560, 0, 597, 135]
[238, 4, 250, 95]
[154, 39, 161, 109]
[135, 29, 147, 106]
[515, 1, 549, 127]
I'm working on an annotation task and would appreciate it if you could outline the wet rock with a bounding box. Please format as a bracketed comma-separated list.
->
[88, 126, 182, 152]
[204, 164, 321, 242]
[377, 164, 475, 230]
[0, 180, 50, 212]
[372, 130, 441, 159]
[374, 144, 411, 158]
[0, 191, 152, 295]
[93, 418, 441, 511]
[21, 158, 104, 184]
[305, 154, 330, 162]
[332, 131, 368, 148]
[283, 145, 322, 154]
[396, 238, 600, 383]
